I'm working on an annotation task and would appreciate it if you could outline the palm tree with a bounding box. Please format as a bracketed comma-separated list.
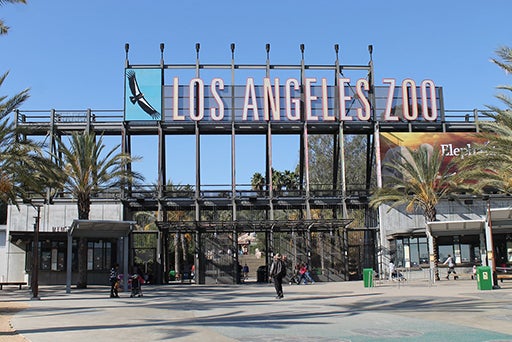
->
[0, 0, 27, 35]
[0, 71, 58, 205]
[282, 169, 299, 191]
[456, 47, 512, 194]
[370, 145, 459, 282]
[163, 181, 194, 278]
[55, 131, 143, 288]
[251, 172, 265, 193]
[271, 168, 285, 193]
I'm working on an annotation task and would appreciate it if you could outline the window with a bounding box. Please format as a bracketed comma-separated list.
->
[26, 239, 77, 272]
[0, 230, 6, 247]
[87, 240, 112, 271]
[438, 235, 481, 265]
[40, 241, 66, 271]
[395, 239, 404, 267]
[460, 244, 471, 263]
[0, 202, 6, 225]
[393, 237, 428, 268]
[438, 245, 454, 263]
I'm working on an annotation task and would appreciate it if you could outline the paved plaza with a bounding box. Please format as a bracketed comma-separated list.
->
[2, 278, 512, 341]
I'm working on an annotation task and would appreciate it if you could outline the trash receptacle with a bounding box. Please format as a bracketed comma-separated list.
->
[169, 270, 176, 281]
[363, 268, 374, 288]
[257, 265, 267, 283]
[476, 266, 492, 290]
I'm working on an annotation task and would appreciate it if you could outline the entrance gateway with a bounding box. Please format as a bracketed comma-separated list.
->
[10, 43, 487, 285]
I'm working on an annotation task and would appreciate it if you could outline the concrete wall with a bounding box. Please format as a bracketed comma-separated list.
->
[379, 199, 491, 237]
[0, 224, 7, 282]
[380, 198, 512, 237]
[1, 200, 124, 282]
[377, 197, 512, 277]
[4, 242, 28, 282]
[7, 200, 124, 234]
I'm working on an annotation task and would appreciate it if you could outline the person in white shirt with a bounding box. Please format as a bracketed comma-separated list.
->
[389, 261, 396, 281]
[443, 254, 458, 280]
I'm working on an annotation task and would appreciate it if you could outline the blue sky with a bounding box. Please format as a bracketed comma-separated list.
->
[2, 1, 512, 186]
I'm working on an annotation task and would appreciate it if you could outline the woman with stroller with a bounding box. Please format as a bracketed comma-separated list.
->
[389, 260, 406, 281]
[130, 272, 144, 297]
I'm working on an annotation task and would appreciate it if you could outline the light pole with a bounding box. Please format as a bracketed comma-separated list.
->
[31, 205, 41, 299]
[484, 196, 500, 289]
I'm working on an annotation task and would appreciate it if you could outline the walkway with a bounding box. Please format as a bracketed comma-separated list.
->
[2, 278, 512, 341]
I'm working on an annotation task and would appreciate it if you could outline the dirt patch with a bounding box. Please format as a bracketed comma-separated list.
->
[0, 302, 29, 341]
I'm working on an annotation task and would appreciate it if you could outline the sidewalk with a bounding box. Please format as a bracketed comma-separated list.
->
[2, 278, 512, 341]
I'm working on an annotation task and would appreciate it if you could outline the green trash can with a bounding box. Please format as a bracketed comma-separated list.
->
[363, 268, 374, 288]
[476, 266, 492, 290]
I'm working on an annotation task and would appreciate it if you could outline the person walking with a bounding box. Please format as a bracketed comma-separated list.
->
[109, 263, 120, 298]
[443, 254, 458, 280]
[243, 263, 249, 281]
[269, 253, 286, 299]
[389, 260, 396, 281]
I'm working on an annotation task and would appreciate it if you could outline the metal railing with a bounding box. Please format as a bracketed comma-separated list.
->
[14, 108, 494, 126]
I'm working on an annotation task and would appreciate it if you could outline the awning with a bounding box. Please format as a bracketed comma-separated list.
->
[10, 231, 67, 243]
[66, 219, 135, 294]
[489, 207, 512, 232]
[426, 206, 512, 236]
[427, 219, 485, 236]
[69, 219, 135, 238]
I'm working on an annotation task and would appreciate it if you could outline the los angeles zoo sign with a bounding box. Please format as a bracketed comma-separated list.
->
[124, 68, 438, 123]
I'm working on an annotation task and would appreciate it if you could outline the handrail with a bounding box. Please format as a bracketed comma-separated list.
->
[14, 108, 494, 125]
[26, 184, 370, 202]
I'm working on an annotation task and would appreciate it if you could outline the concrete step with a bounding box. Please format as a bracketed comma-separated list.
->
[239, 254, 266, 279]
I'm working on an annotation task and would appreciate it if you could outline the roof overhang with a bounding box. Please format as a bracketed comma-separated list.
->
[489, 207, 512, 231]
[427, 206, 512, 236]
[427, 219, 485, 236]
[69, 219, 135, 238]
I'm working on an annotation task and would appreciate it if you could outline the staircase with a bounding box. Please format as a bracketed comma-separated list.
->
[239, 254, 266, 282]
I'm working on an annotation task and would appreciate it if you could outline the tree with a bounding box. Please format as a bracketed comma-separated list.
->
[55, 132, 143, 288]
[456, 47, 512, 194]
[0, 72, 60, 207]
[308, 134, 368, 189]
[0, 0, 27, 35]
[282, 169, 299, 190]
[369, 145, 459, 282]
[251, 172, 265, 192]
[163, 181, 194, 276]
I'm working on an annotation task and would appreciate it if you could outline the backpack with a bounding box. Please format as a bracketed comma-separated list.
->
[271, 259, 285, 277]
[280, 261, 287, 277]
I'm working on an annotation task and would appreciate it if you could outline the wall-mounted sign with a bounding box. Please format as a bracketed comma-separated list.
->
[124, 69, 162, 121]
[124, 68, 440, 123]
[379, 132, 487, 184]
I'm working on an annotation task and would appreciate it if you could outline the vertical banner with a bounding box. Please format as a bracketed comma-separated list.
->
[124, 68, 162, 121]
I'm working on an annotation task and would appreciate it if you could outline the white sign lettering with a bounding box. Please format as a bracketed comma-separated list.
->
[168, 77, 438, 122]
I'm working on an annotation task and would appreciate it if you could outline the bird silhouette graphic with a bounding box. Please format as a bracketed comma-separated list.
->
[126, 70, 161, 119]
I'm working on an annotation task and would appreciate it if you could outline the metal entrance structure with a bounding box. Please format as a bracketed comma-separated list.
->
[14, 43, 483, 284]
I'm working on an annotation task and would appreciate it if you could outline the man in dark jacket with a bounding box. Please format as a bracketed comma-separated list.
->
[269, 253, 285, 299]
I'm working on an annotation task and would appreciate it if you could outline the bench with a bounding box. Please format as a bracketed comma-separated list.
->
[497, 273, 512, 282]
[496, 267, 512, 282]
[0, 282, 27, 290]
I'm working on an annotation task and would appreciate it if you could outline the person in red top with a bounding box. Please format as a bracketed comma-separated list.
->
[298, 263, 315, 285]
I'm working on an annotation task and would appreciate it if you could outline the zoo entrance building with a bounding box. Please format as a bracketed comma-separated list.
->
[1, 44, 510, 288]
